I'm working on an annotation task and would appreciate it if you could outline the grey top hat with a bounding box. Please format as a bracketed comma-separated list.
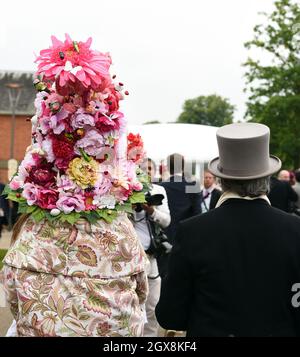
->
[208, 123, 281, 180]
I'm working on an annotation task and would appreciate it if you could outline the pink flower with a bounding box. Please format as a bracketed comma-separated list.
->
[63, 102, 77, 113]
[52, 136, 74, 156]
[57, 175, 77, 192]
[132, 181, 143, 191]
[35, 34, 112, 91]
[9, 176, 23, 190]
[94, 175, 112, 197]
[27, 164, 56, 187]
[22, 151, 37, 169]
[111, 186, 132, 203]
[86, 100, 108, 115]
[71, 110, 95, 129]
[37, 189, 58, 209]
[124, 160, 143, 191]
[55, 158, 72, 171]
[50, 108, 69, 134]
[95, 112, 122, 133]
[56, 194, 85, 214]
[84, 192, 97, 210]
[22, 183, 39, 206]
[45, 93, 64, 113]
[74, 128, 104, 157]
[34, 91, 49, 117]
[106, 93, 120, 112]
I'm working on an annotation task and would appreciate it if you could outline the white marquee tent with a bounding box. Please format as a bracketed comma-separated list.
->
[127, 123, 219, 162]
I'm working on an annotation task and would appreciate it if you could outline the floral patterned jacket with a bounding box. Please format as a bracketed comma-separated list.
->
[2, 214, 149, 337]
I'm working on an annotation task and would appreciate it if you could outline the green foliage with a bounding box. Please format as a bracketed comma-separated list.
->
[129, 191, 147, 204]
[0, 249, 7, 270]
[244, 0, 300, 168]
[176, 94, 235, 127]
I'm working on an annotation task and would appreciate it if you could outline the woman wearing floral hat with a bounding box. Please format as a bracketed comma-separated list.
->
[2, 34, 149, 337]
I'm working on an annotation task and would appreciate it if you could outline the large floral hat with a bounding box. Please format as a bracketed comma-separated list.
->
[4, 34, 148, 224]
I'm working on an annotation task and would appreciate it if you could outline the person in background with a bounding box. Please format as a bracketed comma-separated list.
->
[289, 171, 296, 187]
[131, 158, 171, 337]
[158, 153, 201, 278]
[0, 182, 9, 238]
[278, 170, 291, 182]
[156, 122, 300, 337]
[160, 153, 201, 244]
[293, 169, 300, 212]
[200, 170, 222, 213]
[268, 175, 298, 213]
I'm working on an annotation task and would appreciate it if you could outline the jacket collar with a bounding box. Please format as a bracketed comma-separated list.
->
[216, 191, 271, 208]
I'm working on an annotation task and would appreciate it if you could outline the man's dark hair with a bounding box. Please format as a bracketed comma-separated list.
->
[147, 158, 156, 172]
[167, 153, 185, 175]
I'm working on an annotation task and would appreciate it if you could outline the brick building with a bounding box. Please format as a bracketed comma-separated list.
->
[0, 71, 35, 183]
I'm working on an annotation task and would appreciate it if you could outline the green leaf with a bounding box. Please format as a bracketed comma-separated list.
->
[26, 205, 38, 214]
[129, 191, 146, 204]
[59, 212, 81, 225]
[1, 184, 12, 196]
[115, 203, 133, 214]
[31, 208, 45, 222]
[7, 192, 19, 201]
[96, 209, 118, 223]
[84, 211, 100, 224]
[79, 148, 91, 162]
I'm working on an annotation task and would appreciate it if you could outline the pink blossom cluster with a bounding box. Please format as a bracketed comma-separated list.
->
[9, 34, 144, 216]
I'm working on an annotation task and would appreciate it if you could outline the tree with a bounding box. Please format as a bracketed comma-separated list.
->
[244, 0, 300, 168]
[176, 94, 234, 127]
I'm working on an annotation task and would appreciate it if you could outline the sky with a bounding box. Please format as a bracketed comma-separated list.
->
[0, 0, 276, 125]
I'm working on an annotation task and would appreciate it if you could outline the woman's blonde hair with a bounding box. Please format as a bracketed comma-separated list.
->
[11, 214, 30, 245]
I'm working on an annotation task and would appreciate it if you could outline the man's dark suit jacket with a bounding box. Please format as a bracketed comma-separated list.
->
[156, 198, 300, 337]
[200, 188, 222, 210]
[159, 175, 201, 244]
[268, 177, 298, 213]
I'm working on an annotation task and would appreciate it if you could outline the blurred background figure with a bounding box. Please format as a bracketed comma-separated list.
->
[268, 174, 298, 214]
[160, 153, 201, 245]
[289, 171, 296, 187]
[131, 158, 171, 337]
[0, 181, 9, 238]
[278, 170, 291, 182]
[158, 153, 201, 278]
[200, 170, 222, 213]
[293, 169, 300, 215]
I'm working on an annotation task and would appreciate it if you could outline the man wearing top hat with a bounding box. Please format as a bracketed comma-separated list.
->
[156, 122, 300, 337]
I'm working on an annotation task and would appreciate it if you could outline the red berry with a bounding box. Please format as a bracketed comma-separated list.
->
[125, 91, 129, 95]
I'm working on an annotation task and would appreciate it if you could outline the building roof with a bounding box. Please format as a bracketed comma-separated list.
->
[0, 71, 35, 115]
[127, 123, 219, 162]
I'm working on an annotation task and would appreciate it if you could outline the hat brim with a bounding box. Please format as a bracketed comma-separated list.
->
[208, 155, 282, 180]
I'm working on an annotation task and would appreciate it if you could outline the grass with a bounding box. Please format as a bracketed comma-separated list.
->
[0, 249, 7, 270]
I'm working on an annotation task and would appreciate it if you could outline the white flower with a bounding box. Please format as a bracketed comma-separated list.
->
[42, 139, 55, 162]
[93, 194, 116, 209]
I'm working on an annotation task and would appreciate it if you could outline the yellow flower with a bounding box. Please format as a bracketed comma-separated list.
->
[68, 157, 98, 189]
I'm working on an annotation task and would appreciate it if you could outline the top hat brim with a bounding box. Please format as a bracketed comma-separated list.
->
[208, 155, 282, 180]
